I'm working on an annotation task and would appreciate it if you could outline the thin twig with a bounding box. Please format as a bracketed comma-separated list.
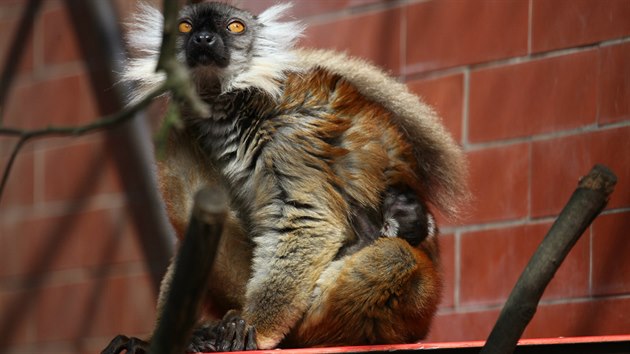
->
[0, 137, 28, 204]
[0, 84, 168, 203]
[157, 0, 179, 72]
[157, 0, 208, 118]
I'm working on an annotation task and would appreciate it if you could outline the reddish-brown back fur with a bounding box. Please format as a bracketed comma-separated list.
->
[277, 68, 423, 211]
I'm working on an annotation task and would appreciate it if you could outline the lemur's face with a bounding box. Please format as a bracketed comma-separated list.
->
[121, 1, 301, 99]
[177, 3, 257, 71]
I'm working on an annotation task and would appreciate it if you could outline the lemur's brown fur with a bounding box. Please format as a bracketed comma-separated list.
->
[107, 2, 468, 351]
[157, 63, 456, 348]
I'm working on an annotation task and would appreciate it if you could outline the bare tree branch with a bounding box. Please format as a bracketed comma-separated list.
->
[1, 0, 211, 204]
[0, 84, 167, 203]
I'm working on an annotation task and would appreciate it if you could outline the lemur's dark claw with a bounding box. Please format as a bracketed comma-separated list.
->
[101, 334, 150, 354]
[187, 310, 257, 352]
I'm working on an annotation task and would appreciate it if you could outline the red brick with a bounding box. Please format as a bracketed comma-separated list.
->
[407, 74, 463, 143]
[0, 16, 34, 74]
[301, 7, 402, 74]
[466, 143, 529, 224]
[592, 212, 630, 296]
[0, 289, 36, 345]
[80, 206, 145, 267]
[460, 223, 589, 307]
[425, 309, 500, 342]
[2, 74, 99, 129]
[11, 213, 92, 274]
[531, 0, 630, 53]
[10, 209, 138, 275]
[0, 224, 15, 277]
[523, 297, 630, 338]
[42, 137, 122, 202]
[438, 233, 455, 309]
[0, 148, 34, 208]
[531, 127, 630, 217]
[31, 342, 76, 353]
[240, 0, 382, 18]
[405, 0, 528, 73]
[599, 42, 630, 124]
[89, 274, 156, 337]
[35, 275, 155, 341]
[0, 1, 27, 7]
[469, 50, 598, 143]
[35, 281, 92, 341]
[84, 206, 146, 267]
[42, 6, 82, 65]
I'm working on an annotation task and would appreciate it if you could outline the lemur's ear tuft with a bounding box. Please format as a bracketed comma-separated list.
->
[121, 2, 166, 105]
[226, 3, 306, 97]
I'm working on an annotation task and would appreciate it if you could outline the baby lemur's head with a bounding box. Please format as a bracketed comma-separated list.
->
[123, 2, 303, 102]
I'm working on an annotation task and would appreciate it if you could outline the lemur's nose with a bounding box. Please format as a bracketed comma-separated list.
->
[194, 32, 217, 47]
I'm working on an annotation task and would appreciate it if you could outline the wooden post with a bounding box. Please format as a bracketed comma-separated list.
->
[150, 187, 228, 354]
[480, 164, 617, 354]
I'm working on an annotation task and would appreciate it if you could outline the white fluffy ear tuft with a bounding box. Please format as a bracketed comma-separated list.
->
[227, 3, 305, 97]
[121, 2, 166, 104]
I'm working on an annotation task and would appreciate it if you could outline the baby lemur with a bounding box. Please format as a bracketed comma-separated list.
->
[103, 2, 468, 352]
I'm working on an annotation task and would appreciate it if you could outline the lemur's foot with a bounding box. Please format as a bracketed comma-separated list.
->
[101, 334, 149, 354]
[187, 310, 257, 352]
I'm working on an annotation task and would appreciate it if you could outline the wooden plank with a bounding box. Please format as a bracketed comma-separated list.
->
[195, 335, 630, 353]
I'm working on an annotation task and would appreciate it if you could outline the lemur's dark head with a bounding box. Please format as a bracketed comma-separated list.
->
[177, 2, 255, 69]
[123, 2, 304, 102]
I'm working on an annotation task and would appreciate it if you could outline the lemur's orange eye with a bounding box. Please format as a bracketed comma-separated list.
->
[178, 21, 192, 33]
[227, 20, 245, 34]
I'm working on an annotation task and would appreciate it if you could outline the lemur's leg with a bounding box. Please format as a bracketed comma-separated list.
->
[189, 187, 440, 351]
[282, 187, 441, 347]
[287, 234, 441, 347]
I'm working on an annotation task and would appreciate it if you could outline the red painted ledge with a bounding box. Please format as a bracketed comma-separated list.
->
[196, 335, 630, 353]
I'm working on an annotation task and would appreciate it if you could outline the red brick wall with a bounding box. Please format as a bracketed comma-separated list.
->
[0, 1, 157, 353]
[1, 0, 629, 353]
